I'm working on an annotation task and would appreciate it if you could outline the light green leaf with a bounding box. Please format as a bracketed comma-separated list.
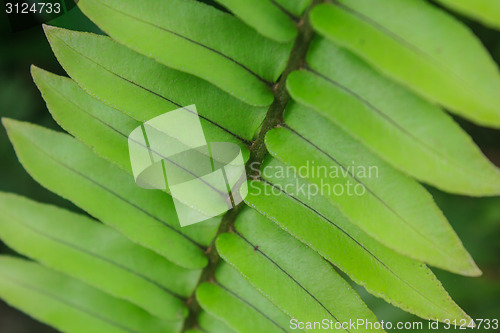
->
[435, 0, 500, 30]
[31, 66, 251, 197]
[42, 26, 265, 143]
[216, 208, 383, 333]
[264, 103, 480, 276]
[0, 192, 199, 320]
[214, 0, 297, 42]
[196, 282, 285, 333]
[245, 157, 471, 322]
[215, 262, 296, 332]
[32, 66, 137, 174]
[199, 311, 238, 333]
[77, 0, 290, 106]
[0, 256, 183, 333]
[273, 0, 311, 17]
[286, 38, 500, 196]
[3, 118, 210, 269]
[310, 1, 500, 128]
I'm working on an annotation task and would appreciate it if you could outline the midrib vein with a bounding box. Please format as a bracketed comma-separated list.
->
[182, 1, 323, 331]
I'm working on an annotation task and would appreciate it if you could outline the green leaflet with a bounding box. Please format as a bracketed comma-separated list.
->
[77, 0, 290, 106]
[33, 66, 228, 243]
[215, 263, 296, 332]
[31, 66, 251, 198]
[0, 256, 183, 333]
[3, 119, 210, 269]
[286, 38, 500, 196]
[32, 66, 137, 174]
[264, 104, 480, 276]
[42, 26, 265, 143]
[0, 192, 199, 320]
[435, 0, 500, 30]
[196, 282, 285, 333]
[273, 0, 311, 16]
[31, 67, 247, 218]
[245, 157, 471, 322]
[214, 0, 297, 43]
[217, 208, 383, 333]
[310, 1, 500, 128]
[199, 311, 238, 333]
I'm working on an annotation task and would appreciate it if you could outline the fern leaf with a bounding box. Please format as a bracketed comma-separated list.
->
[0, 256, 183, 333]
[311, 0, 500, 128]
[0, 193, 195, 320]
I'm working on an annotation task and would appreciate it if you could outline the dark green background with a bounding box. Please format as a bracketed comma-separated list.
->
[0, 2, 499, 332]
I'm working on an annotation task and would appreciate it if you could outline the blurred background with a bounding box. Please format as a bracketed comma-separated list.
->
[0, 1, 499, 332]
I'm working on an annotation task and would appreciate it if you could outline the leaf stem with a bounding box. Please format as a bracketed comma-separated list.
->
[182, 2, 321, 330]
[248, 1, 321, 171]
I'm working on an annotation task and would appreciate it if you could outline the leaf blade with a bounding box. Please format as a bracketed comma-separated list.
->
[286, 38, 500, 196]
[199, 311, 238, 333]
[0, 192, 199, 320]
[215, 263, 295, 332]
[310, 1, 500, 128]
[30, 66, 231, 247]
[216, 208, 383, 333]
[435, 0, 500, 30]
[3, 118, 209, 269]
[264, 104, 480, 276]
[196, 282, 286, 333]
[245, 158, 471, 322]
[214, 0, 297, 42]
[0, 256, 183, 333]
[77, 0, 289, 106]
[42, 26, 265, 143]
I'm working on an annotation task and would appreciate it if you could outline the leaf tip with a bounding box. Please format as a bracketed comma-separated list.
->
[42, 24, 70, 44]
[2, 118, 37, 142]
[30, 65, 46, 84]
[1, 117, 17, 132]
[42, 24, 56, 37]
[463, 262, 483, 277]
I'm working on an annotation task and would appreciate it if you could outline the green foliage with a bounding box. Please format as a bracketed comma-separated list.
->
[0, 256, 183, 333]
[217, 208, 382, 332]
[264, 108, 479, 275]
[435, 0, 500, 30]
[3, 119, 213, 269]
[0, 193, 197, 320]
[213, 0, 298, 42]
[77, 0, 291, 106]
[288, 39, 500, 195]
[1, 0, 500, 332]
[311, 0, 500, 128]
[246, 158, 471, 322]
